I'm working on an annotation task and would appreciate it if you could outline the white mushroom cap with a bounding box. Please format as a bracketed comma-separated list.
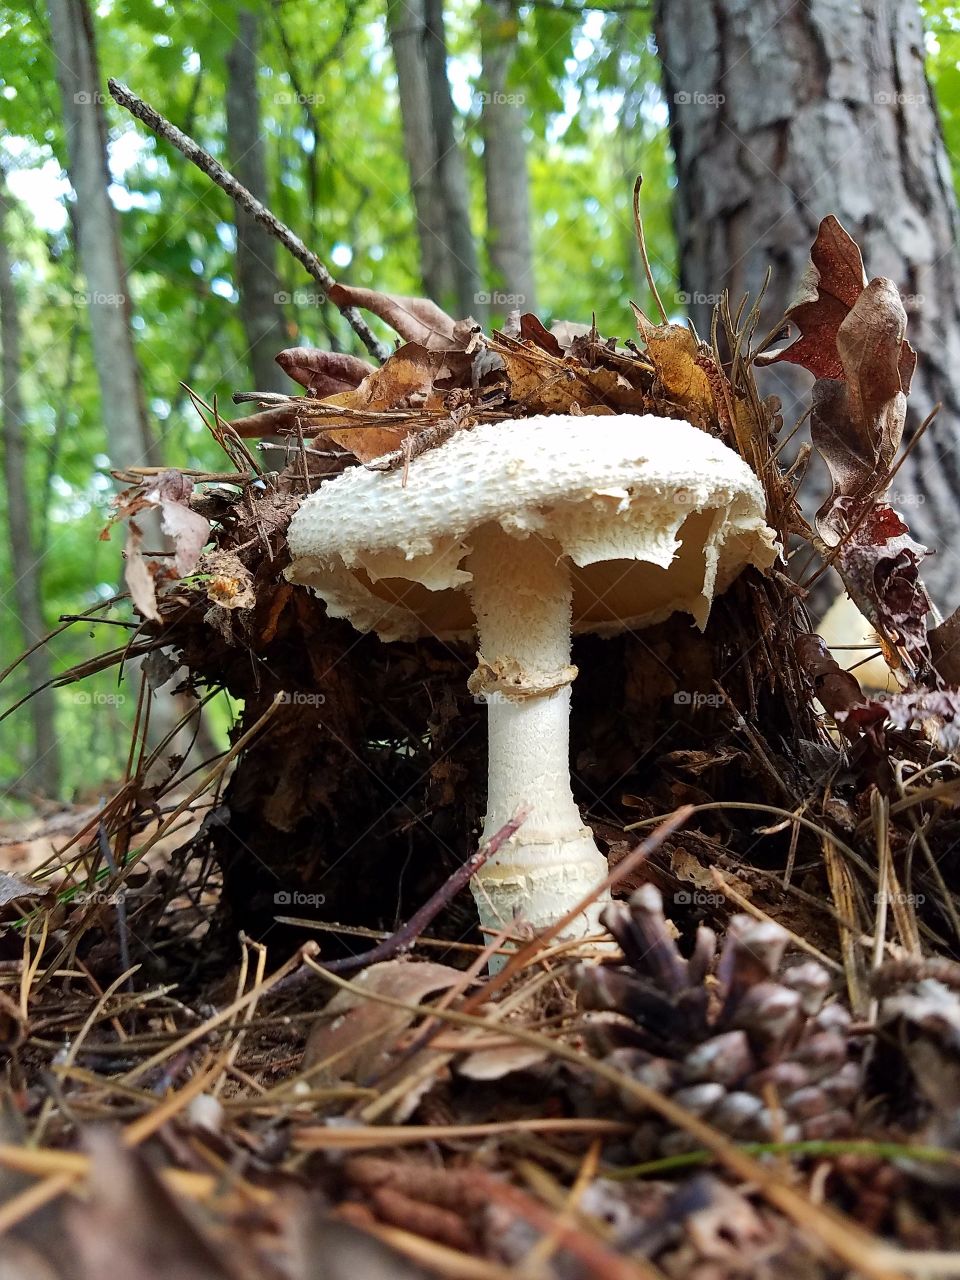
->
[286, 414, 778, 641]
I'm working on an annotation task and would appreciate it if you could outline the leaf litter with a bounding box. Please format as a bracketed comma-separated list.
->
[5, 207, 960, 1279]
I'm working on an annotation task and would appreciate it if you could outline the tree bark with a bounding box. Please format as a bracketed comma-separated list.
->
[655, 0, 960, 610]
[46, 0, 157, 473]
[386, 0, 481, 318]
[480, 0, 536, 313]
[0, 172, 61, 798]
[226, 10, 289, 392]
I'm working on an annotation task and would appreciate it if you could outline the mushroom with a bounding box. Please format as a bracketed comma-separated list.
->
[817, 592, 897, 692]
[286, 414, 777, 956]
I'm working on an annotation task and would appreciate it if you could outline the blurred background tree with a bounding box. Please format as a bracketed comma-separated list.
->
[0, 0, 957, 807]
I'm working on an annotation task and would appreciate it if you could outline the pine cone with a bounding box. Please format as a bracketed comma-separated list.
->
[577, 885, 862, 1156]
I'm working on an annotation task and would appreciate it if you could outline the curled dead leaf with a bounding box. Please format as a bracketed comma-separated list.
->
[327, 284, 471, 351]
[276, 347, 375, 397]
[302, 959, 462, 1085]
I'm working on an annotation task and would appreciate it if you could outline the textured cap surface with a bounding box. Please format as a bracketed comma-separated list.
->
[286, 414, 778, 641]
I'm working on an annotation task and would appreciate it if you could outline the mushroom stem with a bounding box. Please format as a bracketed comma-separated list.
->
[466, 523, 610, 950]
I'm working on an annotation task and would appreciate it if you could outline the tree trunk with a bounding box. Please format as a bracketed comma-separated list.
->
[47, 0, 193, 753]
[480, 0, 536, 313]
[386, 0, 481, 319]
[654, 0, 960, 611]
[46, 0, 157, 473]
[0, 172, 61, 798]
[423, 0, 482, 319]
[226, 10, 289, 393]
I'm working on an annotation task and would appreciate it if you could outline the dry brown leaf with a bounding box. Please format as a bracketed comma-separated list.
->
[517, 312, 563, 356]
[150, 471, 211, 578]
[327, 284, 467, 351]
[490, 332, 623, 414]
[302, 959, 461, 1085]
[631, 309, 714, 426]
[227, 405, 303, 439]
[456, 1042, 548, 1080]
[757, 215, 867, 379]
[317, 343, 469, 462]
[0, 868, 53, 907]
[795, 633, 865, 724]
[123, 516, 160, 622]
[276, 347, 375, 397]
[835, 503, 931, 676]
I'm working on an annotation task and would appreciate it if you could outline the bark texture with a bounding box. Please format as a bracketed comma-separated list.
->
[0, 173, 61, 797]
[46, 0, 157, 473]
[387, 0, 481, 319]
[655, 0, 960, 610]
[480, 0, 537, 312]
[226, 10, 289, 392]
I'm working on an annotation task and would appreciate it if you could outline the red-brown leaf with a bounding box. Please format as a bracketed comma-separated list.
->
[327, 284, 464, 351]
[757, 215, 867, 379]
[276, 347, 375, 397]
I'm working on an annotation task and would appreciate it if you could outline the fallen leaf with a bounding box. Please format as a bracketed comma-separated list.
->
[631, 309, 714, 426]
[0, 869, 52, 907]
[835, 503, 932, 678]
[147, 471, 211, 578]
[302, 960, 462, 1085]
[795, 633, 865, 724]
[327, 284, 467, 351]
[841, 688, 960, 753]
[276, 347, 375, 397]
[124, 517, 160, 622]
[757, 215, 867, 379]
[456, 1043, 548, 1080]
[517, 312, 563, 357]
[811, 281, 913, 541]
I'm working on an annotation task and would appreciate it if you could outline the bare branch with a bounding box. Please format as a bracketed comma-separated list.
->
[107, 78, 391, 363]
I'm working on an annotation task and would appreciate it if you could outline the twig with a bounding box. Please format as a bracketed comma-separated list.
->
[275, 808, 530, 992]
[106, 78, 390, 363]
[633, 175, 668, 323]
[96, 818, 132, 986]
